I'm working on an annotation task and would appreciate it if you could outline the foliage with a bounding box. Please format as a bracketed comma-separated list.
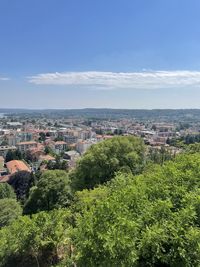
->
[0, 183, 16, 199]
[38, 132, 46, 142]
[0, 209, 73, 267]
[22, 150, 36, 163]
[71, 136, 145, 190]
[186, 143, 200, 154]
[74, 153, 200, 266]
[47, 156, 68, 170]
[5, 149, 22, 163]
[0, 198, 22, 228]
[0, 141, 8, 146]
[44, 146, 55, 156]
[24, 170, 72, 214]
[3, 140, 200, 266]
[167, 134, 200, 147]
[148, 146, 175, 164]
[72, 185, 109, 214]
[113, 128, 124, 135]
[9, 171, 34, 203]
[54, 136, 64, 142]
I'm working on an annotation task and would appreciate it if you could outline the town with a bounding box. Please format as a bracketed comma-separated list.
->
[1, 109, 200, 183]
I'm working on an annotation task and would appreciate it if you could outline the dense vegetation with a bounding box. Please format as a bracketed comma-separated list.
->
[24, 170, 72, 214]
[2, 136, 200, 266]
[75, 154, 200, 266]
[167, 134, 200, 147]
[71, 136, 145, 190]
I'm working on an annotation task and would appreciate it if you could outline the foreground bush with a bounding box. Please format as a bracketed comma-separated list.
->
[74, 153, 200, 266]
[0, 209, 73, 267]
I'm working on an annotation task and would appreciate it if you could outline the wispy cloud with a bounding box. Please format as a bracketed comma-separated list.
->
[28, 70, 200, 90]
[0, 76, 10, 81]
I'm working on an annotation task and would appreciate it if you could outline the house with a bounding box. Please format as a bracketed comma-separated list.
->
[39, 154, 55, 163]
[6, 160, 31, 175]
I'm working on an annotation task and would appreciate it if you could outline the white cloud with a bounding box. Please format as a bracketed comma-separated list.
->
[0, 76, 10, 81]
[28, 70, 200, 90]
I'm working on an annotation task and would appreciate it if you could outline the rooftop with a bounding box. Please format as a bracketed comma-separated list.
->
[6, 160, 31, 175]
[55, 141, 67, 145]
[39, 154, 55, 161]
[17, 141, 37, 145]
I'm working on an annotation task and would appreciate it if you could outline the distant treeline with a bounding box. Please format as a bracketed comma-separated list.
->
[2, 108, 200, 121]
[167, 133, 200, 146]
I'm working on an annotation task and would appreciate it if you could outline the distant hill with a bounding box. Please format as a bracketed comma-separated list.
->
[1, 108, 200, 122]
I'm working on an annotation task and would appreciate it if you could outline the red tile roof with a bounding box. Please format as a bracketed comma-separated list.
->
[6, 160, 31, 175]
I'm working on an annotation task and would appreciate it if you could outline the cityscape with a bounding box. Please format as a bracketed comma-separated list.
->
[1, 0, 200, 266]
[1, 108, 200, 182]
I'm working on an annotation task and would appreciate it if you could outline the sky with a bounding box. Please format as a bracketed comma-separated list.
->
[1, 0, 200, 109]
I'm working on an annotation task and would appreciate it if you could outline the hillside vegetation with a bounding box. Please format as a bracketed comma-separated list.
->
[1, 136, 200, 266]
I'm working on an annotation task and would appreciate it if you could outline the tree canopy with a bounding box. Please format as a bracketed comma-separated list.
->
[24, 170, 72, 214]
[0, 198, 22, 228]
[0, 209, 73, 267]
[74, 153, 200, 266]
[9, 171, 34, 203]
[5, 149, 22, 163]
[2, 139, 200, 266]
[71, 136, 145, 190]
[0, 183, 16, 199]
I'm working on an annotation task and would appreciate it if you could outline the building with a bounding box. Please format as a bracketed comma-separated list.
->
[76, 139, 97, 154]
[16, 141, 38, 152]
[63, 135, 78, 144]
[6, 160, 31, 175]
[6, 122, 22, 129]
[63, 150, 80, 169]
[38, 154, 55, 164]
[5, 133, 21, 146]
[0, 156, 7, 177]
[54, 141, 67, 154]
[78, 130, 92, 140]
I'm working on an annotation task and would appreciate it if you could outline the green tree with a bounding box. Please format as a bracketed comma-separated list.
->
[9, 171, 34, 203]
[5, 149, 22, 162]
[47, 156, 68, 170]
[0, 140, 8, 146]
[0, 209, 73, 267]
[0, 198, 22, 228]
[74, 153, 200, 266]
[186, 143, 200, 153]
[148, 146, 174, 165]
[38, 132, 46, 142]
[0, 183, 16, 199]
[24, 170, 72, 214]
[71, 136, 145, 190]
[44, 145, 55, 156]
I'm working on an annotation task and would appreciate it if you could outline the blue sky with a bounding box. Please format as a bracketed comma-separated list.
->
[1, 0, 200, 109]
